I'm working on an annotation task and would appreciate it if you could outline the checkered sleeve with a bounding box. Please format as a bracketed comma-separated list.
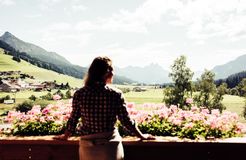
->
[117, 92, 137, 134]
[66, 90, 81, 134]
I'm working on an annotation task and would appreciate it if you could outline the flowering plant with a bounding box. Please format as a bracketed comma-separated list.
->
[2, 100, 246, 139]
[125, 103, 246, 139]
[4, 101, 72, 136]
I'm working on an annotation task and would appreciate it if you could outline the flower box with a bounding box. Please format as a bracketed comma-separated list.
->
[2, 101, 246, 159]
[0, 136, 246, 160]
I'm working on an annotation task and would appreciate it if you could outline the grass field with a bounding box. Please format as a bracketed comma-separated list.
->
[1, 88, 245, 114]
[124, 88, 163, 104]
[0, 49, 83, 87]
[1, 85, 245, 123]
[123, 88, 246, 122]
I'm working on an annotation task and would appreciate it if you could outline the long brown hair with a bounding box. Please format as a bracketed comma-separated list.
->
[83, 56, 113, 86]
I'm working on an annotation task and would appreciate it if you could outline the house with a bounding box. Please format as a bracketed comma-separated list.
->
[42, 81, 56, 90]
[0, 80, 21, 92]
[3, 99, 15, 104]
[29, 82, 45, 91]
[132, 87, 147, 92]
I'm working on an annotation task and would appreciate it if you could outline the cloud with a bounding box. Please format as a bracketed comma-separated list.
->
[75, 13, 149, 33]
[25, 14, 42, 19]
[74, 0, 246, 41]
[37, 22, 91, 55]
[39, 0, 63, 4]
[79, 41, 174, 69]
[0, 0, 15, 6]
[71, 4, 87, 12]
[75, 0, 180, 33]
[38, 0, 64, 10]
[168, 0, 246, 41]
[63, 3, 87, 16]
[0, 29, 4, 35]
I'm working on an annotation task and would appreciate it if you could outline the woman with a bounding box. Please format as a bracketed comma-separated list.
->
[54, 56, 154, 160]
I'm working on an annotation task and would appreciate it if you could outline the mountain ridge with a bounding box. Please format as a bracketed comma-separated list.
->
[0, 32, 71, 65]
[212, 54, 246, 79]
[115, 63, 170, 84]
[0, 31, 134, 84]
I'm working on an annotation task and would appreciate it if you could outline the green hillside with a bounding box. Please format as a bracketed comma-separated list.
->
[0, 48, 83, 88]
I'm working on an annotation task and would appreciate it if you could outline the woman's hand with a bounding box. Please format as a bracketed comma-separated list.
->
[53, 130, 71, 141]
[53, 134, 69, 141]
[140, 134, 156, 140]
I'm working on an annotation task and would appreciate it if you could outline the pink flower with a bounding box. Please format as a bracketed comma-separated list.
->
[184, 122, 194, 129]
[191, 106, 198, 112]
[201, 108, 210, 114]
[172, 119, 182, 126]
[186, 98, 193, 104]
[211, 109, 220, 117]
[170, 105, 178, 113]
[42, 108, 50, 115]
[207, 119, 217, 129]
[39, 117, 46, 123]
[45, 116, 54, 121]
[235, 123, 246, 134]
[27, 105, 41, 115]
[68, 99, 73, 104]
[127, 102, 135, 109]
[134, 112, 150, 123]
[53, 94, 61, 100]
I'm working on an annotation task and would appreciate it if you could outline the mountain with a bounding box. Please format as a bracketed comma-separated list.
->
[115, 63, 170, 84]
[212, 54, 246, 79]
[0, 31, 134, 84]
[215, 70, 246, 88]
[0, 32, 71, 66]
[0, 31, 87, 79]
[0, 49, 82, 87]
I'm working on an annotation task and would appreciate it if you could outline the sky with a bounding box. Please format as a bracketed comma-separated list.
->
[0, 0, 246, 71]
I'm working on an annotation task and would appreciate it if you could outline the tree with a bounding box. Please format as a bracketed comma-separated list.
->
[29, 95, 37, 101]
[65, 82, 71, 89]
[194, 70, 216, 108]
[194, 70, 226, 112]
[65, 89, 72, 99]
[5, 95, 11, 100]
[40, 93, 52, 100]
[243, 96, 246, 119]
[163, 55, 194, 109]
[212, 83, 227, 112]
[15, 100, 34, 113]
[237, 78, 246, 96]
[12, 56, 21, 62]
[229, 88, 239, 96]
[55, 89, 64, 99]
[163, 87, 176, 106]
[60, 83, 64, 89]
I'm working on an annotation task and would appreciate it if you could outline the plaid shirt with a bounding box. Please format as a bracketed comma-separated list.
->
[66, 83, 136, 135]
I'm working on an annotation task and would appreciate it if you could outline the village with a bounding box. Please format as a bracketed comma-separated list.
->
[0, 71, 69, 92]
[0, 71, 72, 104]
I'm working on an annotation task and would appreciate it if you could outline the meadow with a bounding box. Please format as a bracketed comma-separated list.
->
[1, 87, 245, 122]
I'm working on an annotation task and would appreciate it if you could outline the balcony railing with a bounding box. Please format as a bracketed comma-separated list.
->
[0, 136, 246, 160]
